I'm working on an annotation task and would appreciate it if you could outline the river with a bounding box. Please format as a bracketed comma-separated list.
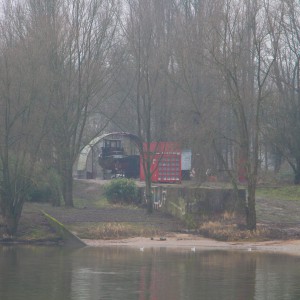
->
[0, 245, 300, 300]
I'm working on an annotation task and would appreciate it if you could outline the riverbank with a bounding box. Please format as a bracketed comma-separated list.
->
[2, 209, 300, 256]
[1, 179, 300, 255]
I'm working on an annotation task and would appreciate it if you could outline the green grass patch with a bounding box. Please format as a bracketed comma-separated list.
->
[257, 185, 300, 201]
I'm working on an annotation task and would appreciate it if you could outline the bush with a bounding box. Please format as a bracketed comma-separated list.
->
[104, 179, 139, 205]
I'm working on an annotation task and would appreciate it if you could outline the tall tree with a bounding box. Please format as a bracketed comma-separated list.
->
[168, 0, 224, 178]
[0, 1, 48, 235]
[122, 0, 175, 212]
[267, 0, 300, 184]
[29, 0, 120, 207]
[210, 0, 276, 230]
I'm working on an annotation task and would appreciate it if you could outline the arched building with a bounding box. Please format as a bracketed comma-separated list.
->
[76, 132, 142, 179]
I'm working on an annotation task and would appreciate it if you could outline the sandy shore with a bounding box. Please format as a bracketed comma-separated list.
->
[83, 233, 300, 256]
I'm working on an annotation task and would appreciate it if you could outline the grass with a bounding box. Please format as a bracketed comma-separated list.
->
[73, 196, 110, 209]
[67, 222, 163, 240]
[73, 180, 140, 209]
[20, 227, 58, 241]
[199, 179, 300, 202]
[198, 221, 275, 241]
[256, 185, 300, 201]
[195, 210, 290, 241]
[196, 211, 283, 241]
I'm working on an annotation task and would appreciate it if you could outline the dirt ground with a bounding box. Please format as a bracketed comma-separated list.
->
[83, 234, 300, 256]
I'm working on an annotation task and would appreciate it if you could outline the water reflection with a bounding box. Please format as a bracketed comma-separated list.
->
[0, 245, 300, 300]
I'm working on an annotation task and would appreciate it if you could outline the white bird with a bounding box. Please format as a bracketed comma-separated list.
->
[247, 248, 252, 252]
[140, 247, 144, 252]
[191, 247, 196, 252]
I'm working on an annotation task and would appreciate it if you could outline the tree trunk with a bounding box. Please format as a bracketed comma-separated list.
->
[63, 171, 74, 207]
[246, 180, 257, 231]
[145, 173, 153, 213]
[3, 210, 21, 236]
[294, 159, 300, 185]
[294, 171, 300, 185]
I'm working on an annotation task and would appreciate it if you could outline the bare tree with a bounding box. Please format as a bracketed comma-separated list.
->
[0, 1, 49, 235]
[167, 0, 225, 179]
[121, 0, 177, 212]
[28, 0, 120, 207]
[210, 0, 276, 230]
[267, 0, 300, 184]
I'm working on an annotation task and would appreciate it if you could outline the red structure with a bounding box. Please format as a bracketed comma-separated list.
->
[140, 142, 181, 183]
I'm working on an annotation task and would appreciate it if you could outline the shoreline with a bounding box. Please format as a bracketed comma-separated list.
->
[1, 233, 300, 256]
[83, 233, 300, 256]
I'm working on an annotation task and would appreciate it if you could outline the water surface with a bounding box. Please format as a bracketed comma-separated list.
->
[0, 245, 300, 300]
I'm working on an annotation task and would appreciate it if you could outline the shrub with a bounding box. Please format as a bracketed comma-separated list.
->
[104, 179, 138, 205]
